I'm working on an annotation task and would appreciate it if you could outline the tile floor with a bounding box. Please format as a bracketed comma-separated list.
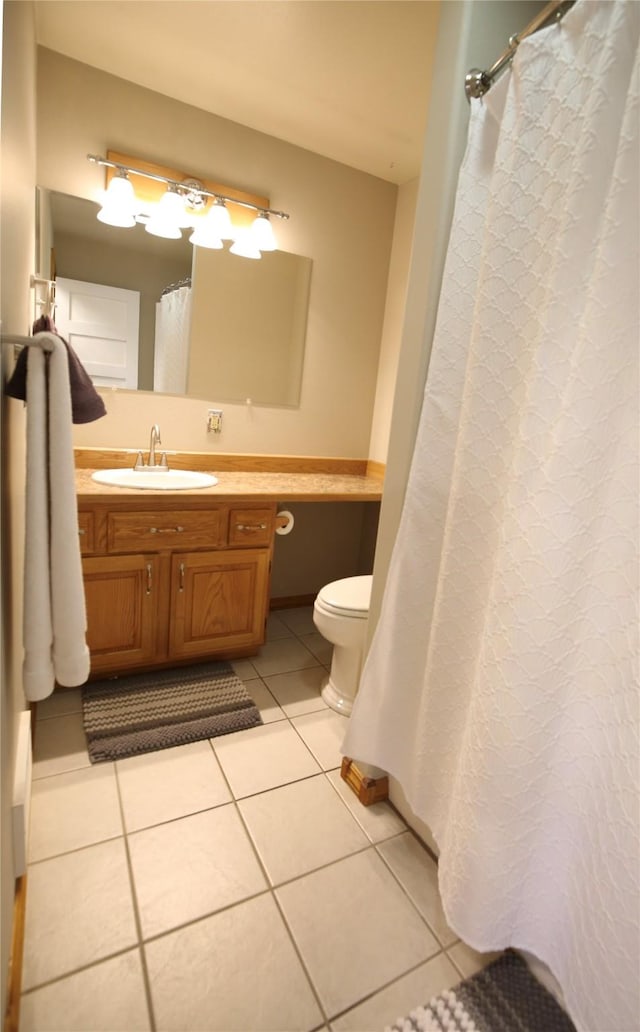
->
[21, 606, 499, 1032]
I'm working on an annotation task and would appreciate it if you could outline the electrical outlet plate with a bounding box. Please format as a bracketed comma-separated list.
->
[207, 409, 222, 433]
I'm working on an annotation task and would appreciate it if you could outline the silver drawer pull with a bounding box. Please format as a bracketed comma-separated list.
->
[235, 523, 267, 532]
[78, 528, 86, 536]
[149, 526, 185, 534]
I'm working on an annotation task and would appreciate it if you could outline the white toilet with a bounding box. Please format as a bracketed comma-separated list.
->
[313, 574, 372, 716]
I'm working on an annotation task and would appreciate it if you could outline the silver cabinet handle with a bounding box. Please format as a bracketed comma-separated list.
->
[149, 526, 185, 534]
[235, 523, 267, 531]
[179, 562, 185, 592]
[78, 528, 86, 536]
[146, 563, 152, 595]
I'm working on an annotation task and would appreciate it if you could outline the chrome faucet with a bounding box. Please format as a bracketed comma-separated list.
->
[149, 424, 161, 467]
[134, 424, 169, 470]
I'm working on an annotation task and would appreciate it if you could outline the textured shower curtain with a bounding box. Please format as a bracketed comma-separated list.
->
[343, 3, 639, 1031]
[153, 283, 192, 394]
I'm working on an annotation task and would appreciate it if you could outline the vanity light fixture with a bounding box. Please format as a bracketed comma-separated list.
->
[96, 170, 137, 227]
[188, 198, 232, 249]
[145, 185, 186, 239]
[205, 199, 235, 240]
[229, 227, 262, 260]
[87, 154, 289, 258]
[250, 212, 277, 252]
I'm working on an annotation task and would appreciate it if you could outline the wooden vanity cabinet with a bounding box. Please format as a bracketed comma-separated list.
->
[78, 498, 276, 678]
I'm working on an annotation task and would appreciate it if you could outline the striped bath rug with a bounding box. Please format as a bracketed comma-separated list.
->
[82, 661, 262, 763]
[386, 950, 576, 1032]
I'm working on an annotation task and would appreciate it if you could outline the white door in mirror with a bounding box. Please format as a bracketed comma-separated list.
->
[91, 469, 218, 490]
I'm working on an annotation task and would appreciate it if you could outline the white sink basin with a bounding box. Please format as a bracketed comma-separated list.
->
[91, 468, 218, 490]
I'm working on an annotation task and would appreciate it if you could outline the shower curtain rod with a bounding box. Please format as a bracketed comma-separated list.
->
[465, 0, 576, 99]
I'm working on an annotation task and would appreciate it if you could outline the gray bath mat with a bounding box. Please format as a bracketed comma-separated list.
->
[386, 950, 576, 1032]
[82, 661, 262, 763]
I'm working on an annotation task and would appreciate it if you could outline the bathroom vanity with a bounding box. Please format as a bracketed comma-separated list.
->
[78, 495, 276, 676]
[75, 451, 383, 681]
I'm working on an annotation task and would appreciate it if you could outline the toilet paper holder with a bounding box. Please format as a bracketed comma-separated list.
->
[275, 510, 294, 536]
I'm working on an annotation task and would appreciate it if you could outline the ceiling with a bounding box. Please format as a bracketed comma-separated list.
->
[33, 0, 440, 186]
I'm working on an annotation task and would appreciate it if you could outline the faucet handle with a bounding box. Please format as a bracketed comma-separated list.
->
[133, 450, 145, 470]
[159, 452, 170, 469]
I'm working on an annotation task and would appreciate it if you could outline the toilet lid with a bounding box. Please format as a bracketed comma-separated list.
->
[317, 575, 372, 615]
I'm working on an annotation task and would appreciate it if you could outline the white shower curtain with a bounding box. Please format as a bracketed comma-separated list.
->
[343, 3, 639, 1031]
[153, 283, 192, 394]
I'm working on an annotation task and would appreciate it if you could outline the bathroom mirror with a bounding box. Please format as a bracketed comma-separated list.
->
[39, 188, 312, 407]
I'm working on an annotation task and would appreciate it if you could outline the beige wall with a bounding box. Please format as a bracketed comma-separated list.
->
[36, 49, 400, 459]
[1, 0, 36, 1015]
[368, 177, 419, 463]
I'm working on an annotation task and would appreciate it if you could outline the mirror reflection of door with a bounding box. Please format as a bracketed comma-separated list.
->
[54, 277, 140, 389]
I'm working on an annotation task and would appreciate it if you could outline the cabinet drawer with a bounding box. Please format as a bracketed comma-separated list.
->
[107, 509, 227, 552]
[228, 508, 274, 547]
[78, 511, 95, 554]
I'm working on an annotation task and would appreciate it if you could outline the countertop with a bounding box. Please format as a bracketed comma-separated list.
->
[75, 468, 384, 503]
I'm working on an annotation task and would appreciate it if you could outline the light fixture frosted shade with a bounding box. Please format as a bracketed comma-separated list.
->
[250, 213, 277, 251]
[189, 221, 224, 250]
[145, 187, 184, 239]
[229, 228, 262, 260]
[96, 174, 136, 227]
[207, 200, 235, 240]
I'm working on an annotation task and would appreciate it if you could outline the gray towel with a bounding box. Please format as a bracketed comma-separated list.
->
[5, 316, 107, 424]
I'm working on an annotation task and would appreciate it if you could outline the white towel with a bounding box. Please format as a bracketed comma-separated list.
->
[23, 332, 90, 701]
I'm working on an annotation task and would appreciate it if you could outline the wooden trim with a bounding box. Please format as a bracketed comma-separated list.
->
[270, 594, 317, 610]
[366, 459, 386, 479]
[74, 449, 370, 476]
[341, 757, 389, 806]
[3, 876, 27, 1032]
[106, 150, 269, 229]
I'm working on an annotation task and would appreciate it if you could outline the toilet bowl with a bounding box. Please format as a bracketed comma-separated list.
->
[313, 575, 372, 716]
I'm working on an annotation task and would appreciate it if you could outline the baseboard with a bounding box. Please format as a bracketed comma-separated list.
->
[3, 875, 27, 1032]
[270, 594, 316, 610]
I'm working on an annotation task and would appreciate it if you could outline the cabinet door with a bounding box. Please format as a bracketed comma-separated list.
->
[83, 554, 161, 675]
[170, 549, 270, 660]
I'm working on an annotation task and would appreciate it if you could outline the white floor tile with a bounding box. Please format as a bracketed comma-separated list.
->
[300, 631, 333, 667]
[145, 893, 323, 1031]
[263, 666, 329, 718]
[291, 709, 349, 770]
[266, 611, 295, 640]
[251, 638, 318, 678]
[244, 678, 286, 723]
[378, 833, 458, 948]
[326, 770, 408, 843]
[331, 952, 461, 1031]
[238, 775, 368, 885]
[35, 688, 82, 721]
[32, 713, 90, 779]
[447, 940, 503, 979]
[276, 849, 439, 1018]
[128, 804, 267, 939]
[28, 764, 122, 862]
[230, 658, 258, 681]
[116, 739, 231, 832]
[23, 839, 137, 991]
[277, 606, 317, 636]
[20, 949, 151, 1032]
[213, 721, 321, 798]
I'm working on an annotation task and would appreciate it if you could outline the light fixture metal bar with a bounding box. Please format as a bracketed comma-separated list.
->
[87, 154, 289, 220]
